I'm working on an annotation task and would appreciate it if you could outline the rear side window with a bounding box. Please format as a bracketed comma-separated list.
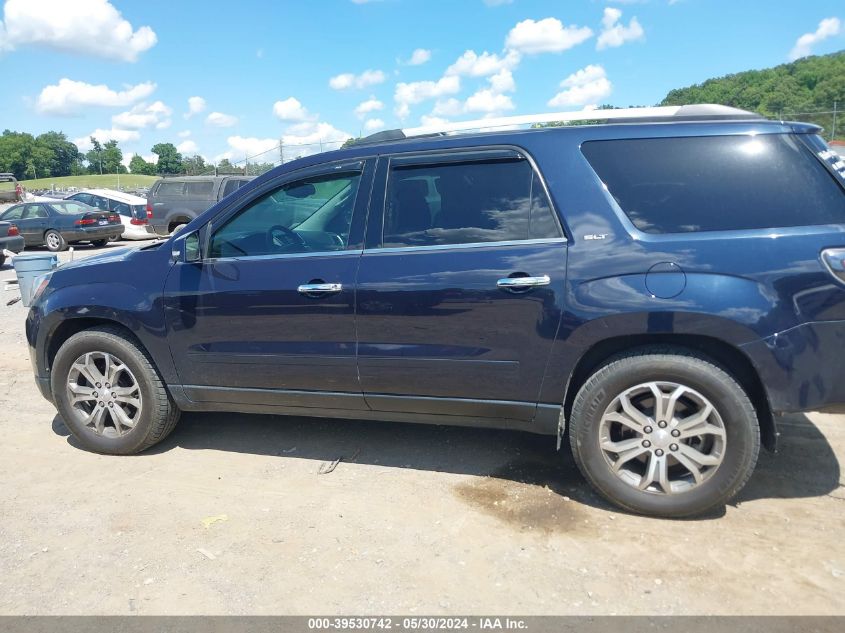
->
[184, 181, 214, 197]
[582, 134, 845, 233]
[383, 157, 561, 248]
[156, 181, 185, 196]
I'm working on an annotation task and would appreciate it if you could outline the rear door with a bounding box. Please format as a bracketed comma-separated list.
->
[355, 148, 568, 421]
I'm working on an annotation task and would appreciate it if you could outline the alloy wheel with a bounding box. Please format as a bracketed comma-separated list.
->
[598, 381, 726, 494]
[65, 351, 143, 438]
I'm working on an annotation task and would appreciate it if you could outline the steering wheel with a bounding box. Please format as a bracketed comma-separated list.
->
[268, 224, 307, 252]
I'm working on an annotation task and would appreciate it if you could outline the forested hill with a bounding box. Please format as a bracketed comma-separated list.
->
[660, 50, 845, 139]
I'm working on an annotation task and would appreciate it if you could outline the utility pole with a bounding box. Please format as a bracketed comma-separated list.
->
[832, 100, 838, 141]
[279, 139, 285, 165]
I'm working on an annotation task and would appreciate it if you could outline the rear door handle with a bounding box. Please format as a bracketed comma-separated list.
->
[497, 275, 551, 290]
[297, 282, 343, 296]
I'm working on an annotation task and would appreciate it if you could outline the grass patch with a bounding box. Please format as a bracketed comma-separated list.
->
[18, 174, 158, 191]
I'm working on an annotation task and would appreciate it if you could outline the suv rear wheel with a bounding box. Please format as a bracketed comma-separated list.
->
[569, 349, 760, 518]
[51, 326, 180, 454]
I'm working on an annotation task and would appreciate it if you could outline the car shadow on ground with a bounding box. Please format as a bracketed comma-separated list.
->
[51, 410, 840, 521]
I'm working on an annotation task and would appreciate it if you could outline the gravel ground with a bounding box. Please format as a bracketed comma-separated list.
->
[0, 241, 842, 615]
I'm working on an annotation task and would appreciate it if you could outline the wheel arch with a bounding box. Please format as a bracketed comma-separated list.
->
[45, 318, 139, 373]
[561, 333, 776, 452]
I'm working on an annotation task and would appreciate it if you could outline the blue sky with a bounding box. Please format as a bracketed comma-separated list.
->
[1, 0, 843, 168]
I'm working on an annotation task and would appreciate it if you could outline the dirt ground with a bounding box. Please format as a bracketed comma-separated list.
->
[0, 241, 842, 616]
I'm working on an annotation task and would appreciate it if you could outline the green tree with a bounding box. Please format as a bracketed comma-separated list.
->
[181, 154, 208, 175]
[128, 154, 157, 175]
[216, 158, 244, 175]
[101, 140, 125, 174]
[0, 130, 52, 179]
[151, 143, 183, 174]
[35, 131, 80, 176]
[85, 137, 104, 174]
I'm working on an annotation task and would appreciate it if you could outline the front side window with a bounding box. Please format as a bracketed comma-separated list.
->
[209, 171, 361, 258]
[383, 157, 560, 248]
[68, 193, 92, 206]
[582, 134, 845, 234]
[1, 205, 23, 221]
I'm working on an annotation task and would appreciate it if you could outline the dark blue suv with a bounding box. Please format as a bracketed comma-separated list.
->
[25, 105, 845, 517]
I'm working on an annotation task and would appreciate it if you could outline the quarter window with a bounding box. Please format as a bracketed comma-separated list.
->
[582, 134, 845, 234]
[209, 172, 361, 258]
[1, 206, 23, 221]
[382, 157, 560, 248]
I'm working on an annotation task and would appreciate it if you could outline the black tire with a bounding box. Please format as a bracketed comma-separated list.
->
[169, 223, 187, 235]
[44, 229, 67, 252]
[0, 253, 5, 268]
[51, 326, 180, 455]
[91, 239, 109, 248]
[569, 348, 760, 518]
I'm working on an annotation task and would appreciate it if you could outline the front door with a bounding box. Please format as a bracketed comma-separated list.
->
[163, 159, 373, 411]
[355, 149, 568, 421]
[17, 204, 49, 245]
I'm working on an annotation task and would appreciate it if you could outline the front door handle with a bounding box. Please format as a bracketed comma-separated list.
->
[298, 282, 343, 296]
[497, 275, 551, 290]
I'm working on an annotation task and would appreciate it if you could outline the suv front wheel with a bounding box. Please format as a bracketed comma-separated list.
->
[569, 349, 760, 518]
[51, 326, 180, 454]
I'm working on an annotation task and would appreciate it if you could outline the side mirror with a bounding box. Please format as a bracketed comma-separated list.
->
[183, 231, 201, 263]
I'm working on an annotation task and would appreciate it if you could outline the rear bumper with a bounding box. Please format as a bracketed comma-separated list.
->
[64, 225, 122, 242]
[741, 320, 845, 414]
[0, 235, 25, 253]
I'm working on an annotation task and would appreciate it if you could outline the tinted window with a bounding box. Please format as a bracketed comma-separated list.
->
[383, 158, 560, 247]
[68, 193, 93, 205]
[22, 205, 47, 219]
[209, 172, 361, 258]
[111, 201, 132, 216]
[184, 181, 214, 197]
[1, 206, 23, 221]
[582, 134, 845, 234]
[156, 182, 185, 196]
[222, 179, 243, 197]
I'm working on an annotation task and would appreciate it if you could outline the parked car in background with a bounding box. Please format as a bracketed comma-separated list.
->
[0, 173, 21, 203]
[24, 104, 845, 518]
[0, 220, 24, 266]
[146, 175, 253, 236]
[0, 200, 121, 251]
[65, 189, 153, 240]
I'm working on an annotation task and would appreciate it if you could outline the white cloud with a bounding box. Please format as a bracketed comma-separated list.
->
[206, 111, 239, 127]
[111, 100, 172, 130]
[597, 8, 645, 50]
[329, 69, 386, 90]
[489, 68, 516, 93]
[73, 128, 141, 152]
[354, 96, 384, 118]
[505, 17, 593, 54]
[432, 98, 464, 117]
[176, 140, 199, 155]
[35, 78, 155, 115]
[282, 122, 351, 152]
[420, 115, 451, 127]
[272, 97, 313, 121]
[363, 118, 385, 132]
[224, 136, 278, 161]
[446, 49, 521, 77]
[177, 130, 191, 138]
[407, 48, 432, 65]
[789, 17, 841, 61]
[394, 75, 461, 119]
[464, 89, 515, 114]
[548, 64, 612, 108]
[184, 96, 206, 119]
[0, 0, 156, 61]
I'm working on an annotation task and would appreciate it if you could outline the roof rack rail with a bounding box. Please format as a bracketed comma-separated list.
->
[357, 104, 762, 145]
